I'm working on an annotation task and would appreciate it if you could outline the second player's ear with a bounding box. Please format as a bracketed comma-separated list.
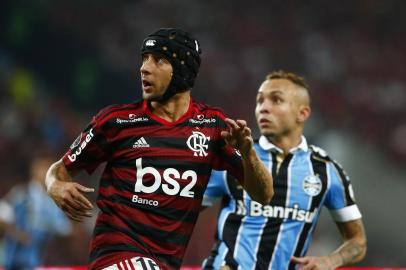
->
[297, 105, 311, 123]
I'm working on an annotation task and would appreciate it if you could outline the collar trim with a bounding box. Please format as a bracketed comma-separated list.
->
[258, 135, 308, 153]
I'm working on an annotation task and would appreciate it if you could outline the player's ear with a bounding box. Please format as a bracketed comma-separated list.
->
[297, 105, 311, 123]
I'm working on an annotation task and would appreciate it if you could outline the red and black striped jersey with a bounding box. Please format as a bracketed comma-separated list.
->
[62, 99, 244, 270]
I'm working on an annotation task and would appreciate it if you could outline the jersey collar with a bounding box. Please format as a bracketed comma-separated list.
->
[258, 135, 309, 154]
[142, 98, 194, 126]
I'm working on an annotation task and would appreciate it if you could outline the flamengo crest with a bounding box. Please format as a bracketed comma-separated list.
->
[187, 131, 210, 157]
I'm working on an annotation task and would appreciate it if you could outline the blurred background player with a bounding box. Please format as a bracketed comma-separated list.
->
[44, 28, 273, 270]
[0, 156, 72, 270]
[201, 71, 367, 270]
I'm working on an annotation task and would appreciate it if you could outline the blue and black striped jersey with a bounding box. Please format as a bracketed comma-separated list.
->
[202, 136, 362, 270]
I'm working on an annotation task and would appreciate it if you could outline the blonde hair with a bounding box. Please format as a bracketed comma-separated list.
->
[265, 70, 309, 90]
[265, 70, 311, 106]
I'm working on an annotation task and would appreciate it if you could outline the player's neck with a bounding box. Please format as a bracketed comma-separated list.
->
[269, 132, 303, 156]
[150, 91, 191, 122]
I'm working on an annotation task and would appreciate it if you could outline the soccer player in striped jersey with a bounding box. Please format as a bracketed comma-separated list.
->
[202, 71, 367, 270]
[43, 28, 274, 270]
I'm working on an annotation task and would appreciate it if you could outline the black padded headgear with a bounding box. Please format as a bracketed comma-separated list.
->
[141, 28, 202, 101]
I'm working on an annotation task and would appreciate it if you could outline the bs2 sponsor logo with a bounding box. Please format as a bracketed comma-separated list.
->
[134, 158, 197, 198]
[68, 128, 94, 162]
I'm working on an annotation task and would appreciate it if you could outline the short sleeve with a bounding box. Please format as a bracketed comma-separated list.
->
[63, 110, 111, 174]
[202, 170, 228, 207]
[325, 161, 362, 222]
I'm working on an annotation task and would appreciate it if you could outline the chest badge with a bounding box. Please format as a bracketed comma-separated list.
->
[187, 131, 210, 157]
[302, 174, 322, 196]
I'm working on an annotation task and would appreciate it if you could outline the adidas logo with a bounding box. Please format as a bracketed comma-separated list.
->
[133, 137, 150, 148]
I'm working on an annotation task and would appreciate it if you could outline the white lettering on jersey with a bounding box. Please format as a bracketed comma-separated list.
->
[130, 256, 161, 270]
[237, 201, 317, 223]
[236, 199, 247, 215]
[67, 128, 94, 162]
[132, 195, 159, 206]
[134, 158, 197, 198]
[116, 116, 149, 124]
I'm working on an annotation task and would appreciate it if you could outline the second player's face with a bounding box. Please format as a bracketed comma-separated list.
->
[140, 53, 173, 101]
[255, 79, 303, 138]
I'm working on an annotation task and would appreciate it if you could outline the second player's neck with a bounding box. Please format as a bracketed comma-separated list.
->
[270, 133, 303, 157]
[150, 92, 191, 123]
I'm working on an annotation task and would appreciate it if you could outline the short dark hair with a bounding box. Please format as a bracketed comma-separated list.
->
[265, 70, 309, 90]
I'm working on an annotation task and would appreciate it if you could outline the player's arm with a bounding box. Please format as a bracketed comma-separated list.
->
[45, 159, 94, 222]
[0, 219, 31, 244]
[221, 118, 273, 204]
[291, 219, 366, 269]
[292, 158, 366, 269]
[330, 219, 367, 266]
[0, 198, 30, 244]
[45, 107, 113, 222]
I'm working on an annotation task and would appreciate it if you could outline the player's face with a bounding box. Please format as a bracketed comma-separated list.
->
[140, 53, 173, 101]
[255, 79, 308, 139]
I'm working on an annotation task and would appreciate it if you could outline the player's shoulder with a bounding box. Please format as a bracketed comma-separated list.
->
[5, 184, 26, 203]
[95, 100, 143, 124]
[192, 99, 227, 118]
[309, 146, 351, 184]
[309, 144, 345, 169]
[309, 144, 333, 163]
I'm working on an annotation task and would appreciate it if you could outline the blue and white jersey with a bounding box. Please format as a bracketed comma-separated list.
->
[201, 136, 362, 270]
[0, 180, 72, 270]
